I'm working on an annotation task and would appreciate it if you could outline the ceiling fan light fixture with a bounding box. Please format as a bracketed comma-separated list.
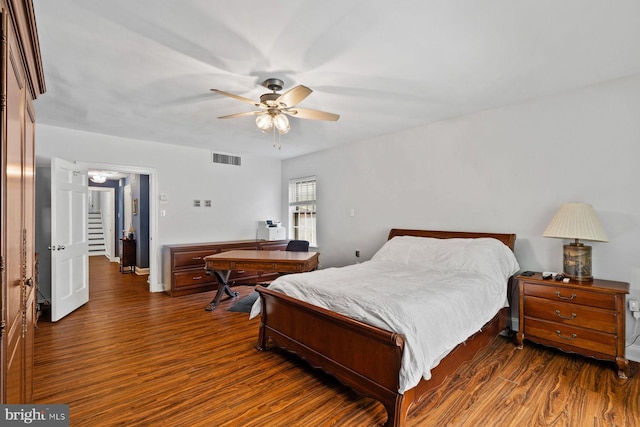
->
[273, 113, 290, 134]
[255, 114, 273, 132]
[215, 78, 338, 140]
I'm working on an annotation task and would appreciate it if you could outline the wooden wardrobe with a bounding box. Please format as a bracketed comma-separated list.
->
[0, 0, 45, 403]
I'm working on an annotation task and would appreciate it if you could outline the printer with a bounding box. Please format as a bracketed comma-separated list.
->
[257, 220, 286, 241]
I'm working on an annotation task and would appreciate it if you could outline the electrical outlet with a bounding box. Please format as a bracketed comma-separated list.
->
[629, 300, 639, 312]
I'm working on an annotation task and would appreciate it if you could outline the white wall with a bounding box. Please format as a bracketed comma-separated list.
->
[35, 125, 282, 291]
[282, 74, 640, 358]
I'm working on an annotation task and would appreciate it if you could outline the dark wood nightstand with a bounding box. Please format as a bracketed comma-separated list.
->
[120, 239, 136, 273]
[515, 273, 630, 378]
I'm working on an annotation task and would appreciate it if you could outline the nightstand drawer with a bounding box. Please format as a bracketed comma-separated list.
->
[523, 296, 617, 333]
[525, 318, 617, 357]
[523, 283, 615, 310]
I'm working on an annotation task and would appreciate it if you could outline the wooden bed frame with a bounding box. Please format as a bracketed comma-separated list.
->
[255, 229, 517, 427]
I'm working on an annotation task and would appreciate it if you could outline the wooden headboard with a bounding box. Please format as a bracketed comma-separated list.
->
[387, 228, 517, 251]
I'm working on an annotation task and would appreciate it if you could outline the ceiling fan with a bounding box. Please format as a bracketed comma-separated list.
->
[211, 78, 339, 135]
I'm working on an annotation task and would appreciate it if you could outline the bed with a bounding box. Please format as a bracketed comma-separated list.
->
[253, 229, 518, 427]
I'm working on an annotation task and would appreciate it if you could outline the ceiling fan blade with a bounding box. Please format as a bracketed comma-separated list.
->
[218, 111, 261, 119]
[276, 85, 312, 107]
[211, 89, 261, 107]
[284, 108, 340, 121]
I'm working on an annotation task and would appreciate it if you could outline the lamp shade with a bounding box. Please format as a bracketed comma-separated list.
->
[542, 203, 608, 242]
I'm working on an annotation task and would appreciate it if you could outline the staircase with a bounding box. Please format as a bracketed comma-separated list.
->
[88, 211, 106, 256]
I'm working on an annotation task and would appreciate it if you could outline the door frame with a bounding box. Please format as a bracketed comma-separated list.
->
[78, 161, 159, 292]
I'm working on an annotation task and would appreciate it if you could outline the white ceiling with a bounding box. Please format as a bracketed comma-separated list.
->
[32, 0, 640, 160]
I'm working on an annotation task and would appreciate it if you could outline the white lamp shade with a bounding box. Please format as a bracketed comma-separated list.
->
[542, 203, 608, 242]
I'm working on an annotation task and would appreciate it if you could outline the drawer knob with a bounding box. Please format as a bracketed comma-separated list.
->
[555, 310, 577, 320]
[192, 276, 202, 280]
[192, 257, 203, 260]
[556, 330, 577, 341]
[555, 291, 576, 300]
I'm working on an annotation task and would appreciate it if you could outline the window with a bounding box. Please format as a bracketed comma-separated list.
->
[289, 177, 316, 246]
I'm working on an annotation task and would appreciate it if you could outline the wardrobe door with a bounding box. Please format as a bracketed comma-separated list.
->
[0, 0, 43, 403]
[3, 11, 27, 403]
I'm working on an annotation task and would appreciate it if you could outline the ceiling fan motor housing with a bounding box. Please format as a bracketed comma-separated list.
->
[259, 93, 280, 104]
[262, 78, 284, 92]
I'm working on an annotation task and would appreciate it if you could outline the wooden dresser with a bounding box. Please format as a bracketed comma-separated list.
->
[163, 240, 288, 296]
[516, 273, 629, 378]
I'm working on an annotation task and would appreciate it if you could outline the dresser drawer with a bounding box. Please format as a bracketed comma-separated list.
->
[525, 318, 617, 357]
[523, 282, 615, 310]
[173, 269, 215, 288]
[523, 296, 617, 333]
[173, 250, 218, 269]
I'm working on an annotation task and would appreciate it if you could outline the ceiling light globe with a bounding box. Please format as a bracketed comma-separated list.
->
[255, 114, 273, 132]
[273, 114, 290, 134]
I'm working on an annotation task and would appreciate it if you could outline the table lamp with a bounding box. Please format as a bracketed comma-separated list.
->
[542, 203, 608, 282]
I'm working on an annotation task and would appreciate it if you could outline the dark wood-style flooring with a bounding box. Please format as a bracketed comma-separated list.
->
[34, 256, 640, 426]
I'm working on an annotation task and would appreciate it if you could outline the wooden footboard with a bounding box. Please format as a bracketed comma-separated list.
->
[256, 285, 508, 427]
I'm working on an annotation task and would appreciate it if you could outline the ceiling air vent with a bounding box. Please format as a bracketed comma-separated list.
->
[212, 153, 241, 166]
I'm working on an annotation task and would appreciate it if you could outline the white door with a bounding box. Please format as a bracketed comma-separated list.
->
[51, 158, 89, 321]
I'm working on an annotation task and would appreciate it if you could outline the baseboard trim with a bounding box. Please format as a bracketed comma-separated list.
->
[626, 344, 640, 363]
[135, 266, 150, 275]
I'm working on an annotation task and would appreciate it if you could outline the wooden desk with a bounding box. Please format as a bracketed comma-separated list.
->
[204, 250, 319, 311]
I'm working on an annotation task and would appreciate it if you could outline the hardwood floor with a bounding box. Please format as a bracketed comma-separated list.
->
[34, 256, 639, 426]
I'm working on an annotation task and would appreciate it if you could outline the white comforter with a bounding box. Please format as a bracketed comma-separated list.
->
[249, 236, 519, 393]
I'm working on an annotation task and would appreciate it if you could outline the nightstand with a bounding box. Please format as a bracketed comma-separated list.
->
[515, 273, 630, 378]
[119, 239, 136, 273]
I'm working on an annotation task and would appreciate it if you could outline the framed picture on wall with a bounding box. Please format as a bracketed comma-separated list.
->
[133, 198, 138, 215]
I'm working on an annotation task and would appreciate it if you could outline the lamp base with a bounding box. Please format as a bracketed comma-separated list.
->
[563, 243, 593, 282]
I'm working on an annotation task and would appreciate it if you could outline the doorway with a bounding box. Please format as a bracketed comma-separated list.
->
[36, 160, 159, 322]
[85, 167, 155, 280]
[88, 186, 115, 259]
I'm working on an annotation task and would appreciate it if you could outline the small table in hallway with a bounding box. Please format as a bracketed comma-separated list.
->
[203, 250, 320, 311]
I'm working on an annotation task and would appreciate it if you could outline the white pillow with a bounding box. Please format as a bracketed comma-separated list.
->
[371, 235, 519, 279]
